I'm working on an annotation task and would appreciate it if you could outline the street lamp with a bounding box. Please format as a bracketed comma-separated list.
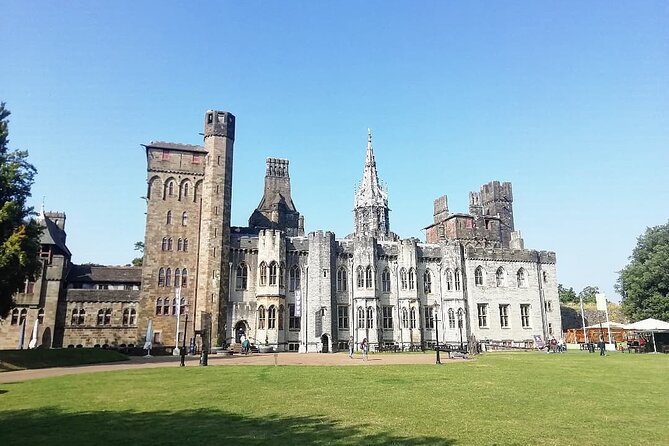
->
[434, 304, 441, 365]
[457, 308, 464, 350]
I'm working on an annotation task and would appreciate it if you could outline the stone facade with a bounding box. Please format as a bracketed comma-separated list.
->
[0, 110, 562, 352]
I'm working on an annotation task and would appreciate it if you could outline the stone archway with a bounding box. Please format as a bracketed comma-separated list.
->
[234, 320, 248, 343]
[321, 334, 329, 353]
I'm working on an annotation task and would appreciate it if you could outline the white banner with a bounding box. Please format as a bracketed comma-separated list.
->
[295, 289, 302, 317]
[595, 293, 607, 312]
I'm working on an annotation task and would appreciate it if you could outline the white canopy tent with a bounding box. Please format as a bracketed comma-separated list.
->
[623, 318, 669, 353]
[584, 321, 627, 330]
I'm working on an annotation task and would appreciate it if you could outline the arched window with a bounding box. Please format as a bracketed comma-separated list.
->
[279, 263, 285, 288]
[542, 271, 548, 283]
[258, 306, 266, 329]
[236, 263, 248, 290]
[402, 308, 408, 328]
[454, 269, 461, 291]
[269, 261, 278, 286]
[259, 262, 267, 286]
[156, 298, 162, 315]
[97, 309, 104, 326]
[70, 308, 78, 325]
[337, 267, 347, 291]
[278, 305, 284, 330]
[424, 270, 432, 294]
[165, 268, 172, 287]
[448, 308, 455, 329]
[174, 268, 181, 288]
[400, 268, 408, 290]
[475, 266, 484, 286]
[181, 268, 188, 287]
[162, 298, 170, 315]
[177, 238, 183, 251]
[37, 308, 44, 324]
[408, 268, 415, 290]
[166, 210, 172, 225]
[289, 265, 300, 291]
[78, 309, 85, 325]
[366, 307, 374, 328]
[183, 238, 189, 252]
[162, 237, 168, 251]
[183, 182, 189, 198]
[167, 238, 173, 251]
[517, 268, 527, 287]
[410, 308, 416, 329]
[357, 307, 365, 328]
[356, 266, 364, 288]
[19, 309, 27, 326]
[104, 309, 112, 325]
[129, 308, 137, 325]
[123, 308, 130, 326]
[168, 180, 175, 196]
[158, 268, 165, 287]
[457, 308, 464, 328]
[182, 212, 188, 226]
[172, 298, 178, 316]
[445, 269, 453, 291]
[268, 305, 277, 329]
[496, 267, 506, 287]
[381, 268, 391, 293]
[365, 266, 373, 288]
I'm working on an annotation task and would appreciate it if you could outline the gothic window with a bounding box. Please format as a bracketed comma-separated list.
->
[97, 309, 104, 326]
[457, 308, 464, 328]
[517, 268, 527, 288]
[19, 309, 27, 325]
[454, 269, 461, 291]
[400, 268, 407, 290]
[183, 182, 189, 198]
[158, 268, 165, 287]
[70, 308, 77, 325]
[338, 305, 349, 329]
[168, 180, 175, 197]
[365, 266, 373, 288]
[423, 270, 432, 294]
[259, 262, 267, 286]
[496, 267, 506, 287]
[356, 266, 364, 288]
[172, 298, 177, 316]
[382, 306, 393, 329]
[445, 269, 453, 291]
[475, 266, 484, 286]
[269, 261, 278, 286]
[10, 308, 19, 325]
[182, 212, 188, 226]
[448, 308, 455, 329]
[279, 263, 285, 288]
[289, 265, 300, 291]
[542, 271, 548, 283]
[162, 298, 170, 315]
[166, 210, 172, 225]
[179, 298, 186, 315]
[402, 308, 408, 328]
[410, 307, 416, 329]
[381, 268, 391, 293]
[183, 238, 189, 252]
[289, 304, 301, 330]
[258, 306, 266, 329]
[424, 307, 434, 329]
[165, 268, 172, 287]
[236, 263, 248, 290]
[167, 238, 173, 251]
[174, 269, 181, 288]
[366, 306, 374, 329]
[177, 238, 183, 251]
[268, 305, 276, 329]
[162, 238, 168, 251]
[278, 305, 284, 330]
[408, 268, 415, 290]
[129, 308, 137, 325]
[337, 267, 347, 292]
[123, 308, 130, 326]
[181, 269, 188, 288]
[357, 306, 365, 328]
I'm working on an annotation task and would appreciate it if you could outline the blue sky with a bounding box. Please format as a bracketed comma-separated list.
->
[2, 2, 668, 302]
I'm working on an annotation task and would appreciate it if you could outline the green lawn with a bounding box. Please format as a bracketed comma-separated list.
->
[1, 352, 667, 445]
[0, 348, 128, 372]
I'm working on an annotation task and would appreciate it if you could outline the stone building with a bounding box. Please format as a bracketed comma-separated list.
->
[0, 109, 562, 352]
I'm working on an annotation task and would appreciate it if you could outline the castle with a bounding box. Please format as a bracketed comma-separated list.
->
[0, 110, 562, 352]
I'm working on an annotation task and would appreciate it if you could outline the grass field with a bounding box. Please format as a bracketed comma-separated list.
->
[1, 352, 667, 445]
[0, 348, 128, 372]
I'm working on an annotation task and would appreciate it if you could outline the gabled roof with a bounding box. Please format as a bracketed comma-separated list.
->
[67, 265, 142, 284]
[142, 141, 206, 153]
[40, 215, 71, 257]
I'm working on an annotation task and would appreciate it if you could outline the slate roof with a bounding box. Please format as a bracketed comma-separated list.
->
[143, 141, 206, 153]
[40, 215, 72, 257]
[67, 265, 142, 284]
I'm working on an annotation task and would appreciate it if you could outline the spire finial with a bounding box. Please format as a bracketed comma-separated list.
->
[367, 128, 372, 143]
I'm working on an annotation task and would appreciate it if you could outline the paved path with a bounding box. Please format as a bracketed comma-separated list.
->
[0, 352, 461, 383]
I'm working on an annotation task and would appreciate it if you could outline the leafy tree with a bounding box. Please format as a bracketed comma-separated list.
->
[132, 241, 144, 267]
[558, 283, 578, 303]
[617, 222, 669, 321]
[0, 102, 42, 317]
[578, 286, 599, 305]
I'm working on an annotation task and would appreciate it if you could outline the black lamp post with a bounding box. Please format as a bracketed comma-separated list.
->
[180, 313, 188, 367]
[457, 309, 464, 350]
[434, 306, 441, 365]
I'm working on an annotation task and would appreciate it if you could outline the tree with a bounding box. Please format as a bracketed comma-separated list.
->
[132, 241, 144, 267]
[558, 283, 578, 303]
[617, 222, 669, 322]
[578, 286, 599, 305]
[0, 102, 42, 318]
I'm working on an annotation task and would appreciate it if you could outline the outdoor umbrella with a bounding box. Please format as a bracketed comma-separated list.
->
[143, 319, 153, 357]
[28, 318, 40, 349]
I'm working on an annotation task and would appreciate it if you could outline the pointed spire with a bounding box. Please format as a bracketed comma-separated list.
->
[354, 129, 389, 237]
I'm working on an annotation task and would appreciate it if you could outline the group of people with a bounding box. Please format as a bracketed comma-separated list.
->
[546, 338, 567, 353]
[348, 336, 370, 360]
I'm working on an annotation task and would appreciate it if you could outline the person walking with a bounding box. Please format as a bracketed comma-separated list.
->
[348, 336, 355, 359]
[598, 337, 606, 356]
[361, 338, 369, 361]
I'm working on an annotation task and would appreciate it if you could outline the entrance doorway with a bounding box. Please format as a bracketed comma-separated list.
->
[321, 334, 329, 353]
[234, 321, 248, 343]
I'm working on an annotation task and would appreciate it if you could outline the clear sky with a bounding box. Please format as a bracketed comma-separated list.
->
[2, 2, 667, 302]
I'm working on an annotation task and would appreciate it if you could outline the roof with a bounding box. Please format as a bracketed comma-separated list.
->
[67, 265, 142, 284]
[40, 215, 72, 257]
[142, 141, 206, 153]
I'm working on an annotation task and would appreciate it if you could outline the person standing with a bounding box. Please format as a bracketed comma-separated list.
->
[598, 337, 606, 356]
[348, 336, 355, 359]
[361, 338, 369, 361]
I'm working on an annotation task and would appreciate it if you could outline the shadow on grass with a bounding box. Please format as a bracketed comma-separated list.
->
[0, 407, 456, 446]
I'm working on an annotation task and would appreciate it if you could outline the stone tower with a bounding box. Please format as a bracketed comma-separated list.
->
[248, 158, 304, 236]
[354, 130, 390, 239]
[480, 181, 514, 247]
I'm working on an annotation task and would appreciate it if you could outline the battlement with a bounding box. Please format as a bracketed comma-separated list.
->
[433, 195, 449, 223]
[480, 181, 513, 203]
[266, 158, 289, 177]
[44, 211, 67, 231]
[204, 110, 235, 140]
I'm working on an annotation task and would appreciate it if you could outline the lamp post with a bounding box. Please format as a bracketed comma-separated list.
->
[457, 308, 464, 350]
[180, 313, 188, 367]
[173, 286, 182, 356]
[434, 304, 441, 365]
